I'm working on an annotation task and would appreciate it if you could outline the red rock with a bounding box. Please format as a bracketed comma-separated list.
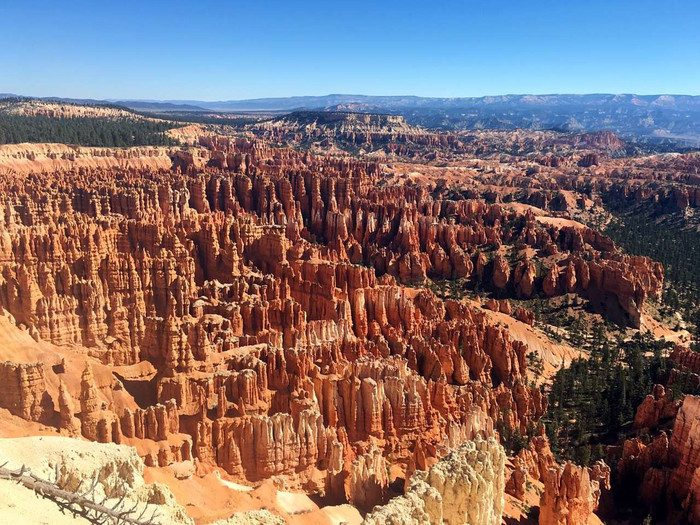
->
[0, 134, 675, 515]
[492, 254, 511, 290]
[634, 384, 680, 430]
[345, 441, 390, 511]
[515, 307, 535, 325]
[0, 361, 53, 422]
[58, 378, 81, 436]
[539, 462, 605, 525]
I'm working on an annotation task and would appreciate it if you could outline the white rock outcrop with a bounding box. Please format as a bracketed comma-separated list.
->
[212, 509, 286, 525]
[0, 435, 192, 525]
[363, 436, 506, 525]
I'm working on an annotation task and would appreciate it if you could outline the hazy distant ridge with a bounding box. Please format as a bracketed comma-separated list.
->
[162, 93, 700, 112]
[3, 93, 700, 145]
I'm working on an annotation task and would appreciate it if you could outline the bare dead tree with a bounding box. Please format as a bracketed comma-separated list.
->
[0, 462, 159, 525]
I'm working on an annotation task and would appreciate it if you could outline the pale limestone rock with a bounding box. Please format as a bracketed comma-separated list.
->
[363, 436, 505, 525]
[212, 509, 285, 525]
[0, 435, 192, 524]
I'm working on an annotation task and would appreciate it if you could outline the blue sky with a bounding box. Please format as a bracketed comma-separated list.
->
[1, 0, 698, 100]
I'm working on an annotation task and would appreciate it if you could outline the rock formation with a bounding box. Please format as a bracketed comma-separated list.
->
[0, 138, 565, 495]
[619, 395, 700, 523]
[539, 461, 608, 525]
[633, 384, 680, 430]
[363, 437, 505, 525]
[506, 434, 557, 500]
[0, 361, 53, 422]
[0, 435, 192, 524]
[0, 117, 685, 523]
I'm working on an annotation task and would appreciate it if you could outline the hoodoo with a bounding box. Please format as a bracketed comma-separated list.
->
[0, 44, 698, 524]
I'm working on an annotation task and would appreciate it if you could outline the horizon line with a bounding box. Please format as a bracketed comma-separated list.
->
[3, 91, 700, 104]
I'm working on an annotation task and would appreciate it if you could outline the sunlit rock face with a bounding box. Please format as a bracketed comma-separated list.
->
[363, 436, 505, 525]
[539, 461, 609, 525]
[0, 127, 674, 522]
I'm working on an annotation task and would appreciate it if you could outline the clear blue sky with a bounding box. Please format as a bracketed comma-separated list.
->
[1, 0, 698, 100]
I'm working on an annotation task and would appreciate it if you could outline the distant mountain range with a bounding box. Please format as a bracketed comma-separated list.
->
[186, 94, 700, 145]
[3, 93, 700, 145]
[122, 93, 699, 112]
